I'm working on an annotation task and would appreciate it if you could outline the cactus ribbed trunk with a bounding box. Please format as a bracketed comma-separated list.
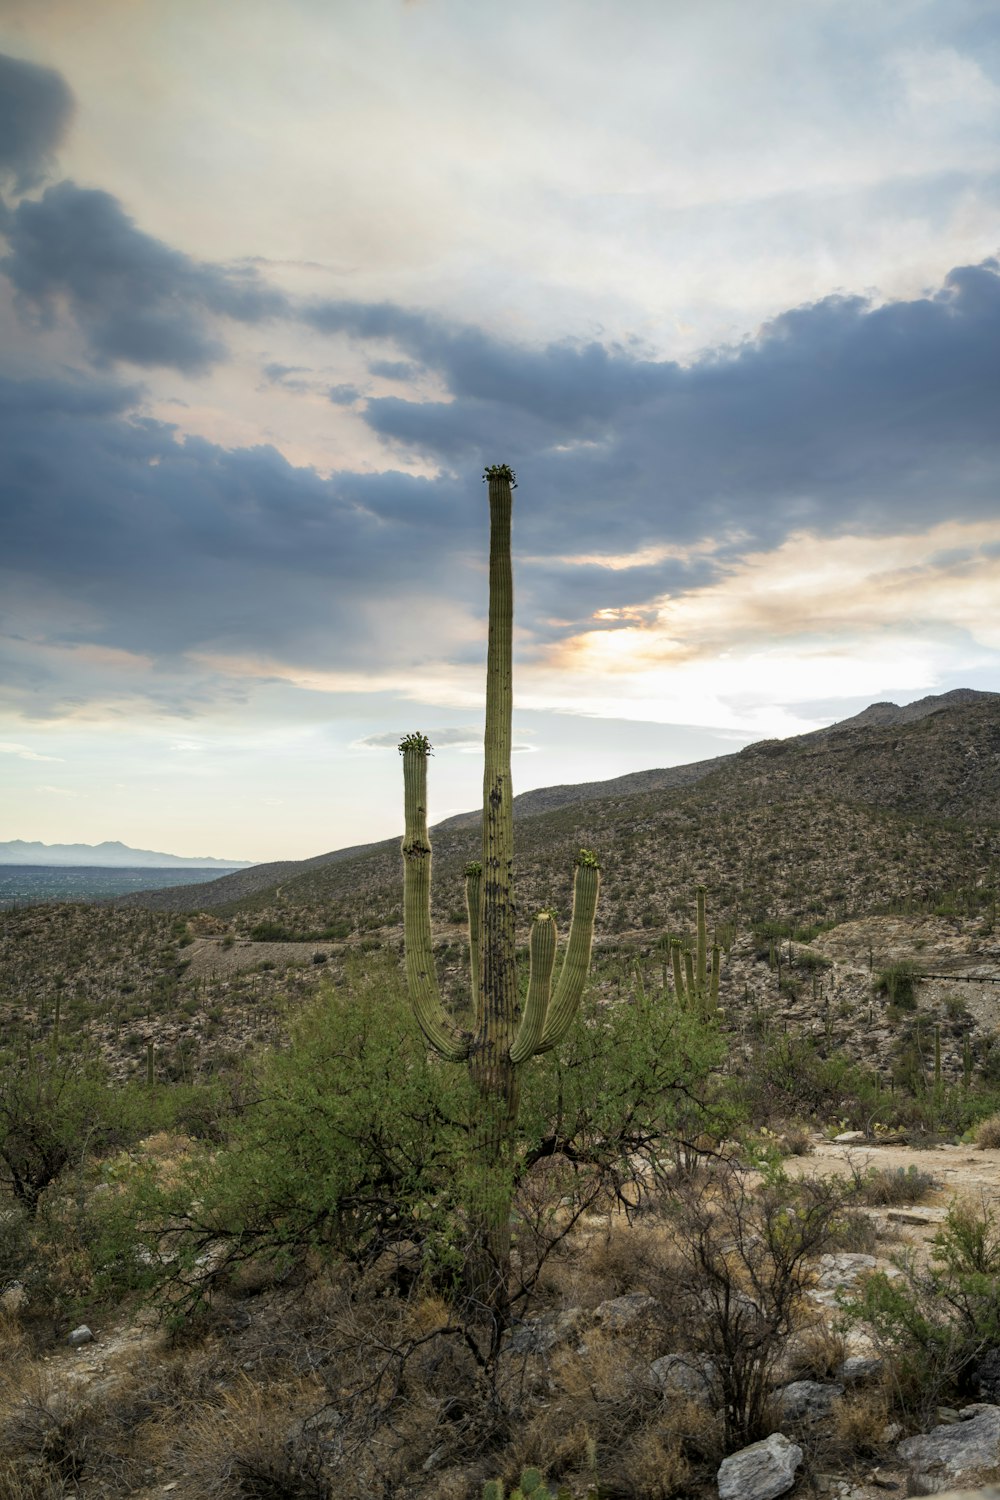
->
[399, 465, 600, 1322]
[469, 473, 519, 1304]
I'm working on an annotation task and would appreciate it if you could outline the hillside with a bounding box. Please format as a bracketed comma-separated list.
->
[124, 691, 1000, 934]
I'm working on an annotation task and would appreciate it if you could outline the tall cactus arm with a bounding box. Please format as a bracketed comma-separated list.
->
[696, 886, 708, 991]
[509, 912, 557, 1064]
[671, 939, 686, 1005]
[535, 851, 601, 1055]
[710, 944, 721, 1007]
[465, 861, 482, 1002]
[400, 734, 471, 1061]
[684, 947, 696, 998]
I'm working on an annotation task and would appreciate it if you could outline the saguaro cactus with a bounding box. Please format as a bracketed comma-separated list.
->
[669, 885, 721, 1015]
[400, 464, 600, 1313]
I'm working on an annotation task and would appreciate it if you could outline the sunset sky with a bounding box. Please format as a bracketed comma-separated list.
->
[2, 0, 999, 862]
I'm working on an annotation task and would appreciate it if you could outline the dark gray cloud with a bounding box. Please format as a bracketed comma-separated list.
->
[4, 221, 1000, 719]
[317, 259, 1000, 559]
[0, 53, 74, 192]
[261, 361, 310, 390]
[1, 181, 289, 371]
[0, 372, 481, 717]
[328, 383, 362, 405]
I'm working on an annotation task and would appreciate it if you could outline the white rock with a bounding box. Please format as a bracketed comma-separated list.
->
[897, 1402, 1000, 1491]
[718, 1432, 803, 1500]
[818, 1253, 877, 1289]
[67, 1325, 93, 1346]
[833, 1131, 867, 1144]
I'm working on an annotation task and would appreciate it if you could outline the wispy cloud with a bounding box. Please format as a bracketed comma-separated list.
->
[0, 740, 63, 762]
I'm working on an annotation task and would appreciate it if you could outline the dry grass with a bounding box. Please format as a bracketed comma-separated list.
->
[975, 1112, 1000, 1149]
[781, 1320, 847, 1383]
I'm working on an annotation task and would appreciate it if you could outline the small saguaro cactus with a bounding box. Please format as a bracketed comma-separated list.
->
[669, 884, 721, 1015]
[400, 464, 601, 1312]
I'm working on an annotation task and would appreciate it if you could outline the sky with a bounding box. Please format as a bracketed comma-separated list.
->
[1, 0, 999, 863]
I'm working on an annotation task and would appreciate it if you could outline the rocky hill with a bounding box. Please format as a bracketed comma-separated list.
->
[123, 691, 1000, 936]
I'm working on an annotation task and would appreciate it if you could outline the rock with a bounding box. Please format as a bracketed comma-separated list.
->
[886, 1208, 948, 1225]
[976, 1349, 1000, 1403]
[717, 1432, 803, 1500]
[649, 1352, 716, 1401]
[67, 1325, 93, 1346]
[818, 1253, 878, 1289]
[0, 1281, 27, 1314]
[504, 1308, 584, 1356]
[834, 1131, 868, 1144]
[776, 1379, 844, 1422]
[838, 1354, 884, 1385]
[869, 1468, 899, 1489]
[594, 1293, 658, 1329]
[897, 1402, 1000, 1492]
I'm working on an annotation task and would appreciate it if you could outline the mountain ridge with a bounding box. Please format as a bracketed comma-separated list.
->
[121, 688, 1000, 913]
[0, 839, 253, 869]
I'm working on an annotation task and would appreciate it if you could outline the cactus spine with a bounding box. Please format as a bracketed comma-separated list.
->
[400, 465, 600, 1312]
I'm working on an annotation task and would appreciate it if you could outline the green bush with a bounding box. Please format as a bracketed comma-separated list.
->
[101, 954, 728, 1321]
[874, 961, 917, 1010]
[845, 1195, 1000, 1419]
[0, 1045, 123, 1215]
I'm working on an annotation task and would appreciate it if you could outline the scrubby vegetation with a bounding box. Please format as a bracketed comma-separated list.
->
[1, 688, 998, 1493]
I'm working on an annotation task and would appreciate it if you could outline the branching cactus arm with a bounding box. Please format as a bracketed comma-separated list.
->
[535, 851, 601, 1054]
[508, 911, 557, 1064]
[400, 733, 471, 1061]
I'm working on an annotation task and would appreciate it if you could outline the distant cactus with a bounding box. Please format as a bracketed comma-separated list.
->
[669, 884, 722, 1015]
[401, 466, 600, 1312]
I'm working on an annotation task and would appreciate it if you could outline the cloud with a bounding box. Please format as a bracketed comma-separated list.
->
[0, 52, 74, 192]
[311, 258, 1000, 562]
[3, 238, 999, 727]
[0, 740, 63, 762]
[328, 383, 363, 405]
[357, 725, 536, 752]
[1, 181, 289, 371]
[0, 371, 482, 718]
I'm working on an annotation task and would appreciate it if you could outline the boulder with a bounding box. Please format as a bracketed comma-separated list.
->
[67, 1325, 93, 1346]
[649, 1352, 716, 1401]
[594, 1293, 658, 1330]
[837, 1354, 884, 1385]
[897, 1402, 1000, 1492]
[818, 1253, 877, 1290]
[775, 1379, 844, 1422]
[717, 1432, 803, 1500]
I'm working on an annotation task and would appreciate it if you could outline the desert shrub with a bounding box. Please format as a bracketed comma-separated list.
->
[733, 1034, 880, 1129]
[665, 1165, 846, 1450]
[794, 947, 831, 972]
[0, 1045, 127, 1215]
[849, 1164, 936, 1206]
[975, 1112, 1000, 1149]
[844, 1194, 1000, 1421]
[874, 961, 917, 1010]
[106, 954, 729, 1323]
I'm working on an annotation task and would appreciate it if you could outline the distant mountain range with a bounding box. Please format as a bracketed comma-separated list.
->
[0, 840, 252, 869]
